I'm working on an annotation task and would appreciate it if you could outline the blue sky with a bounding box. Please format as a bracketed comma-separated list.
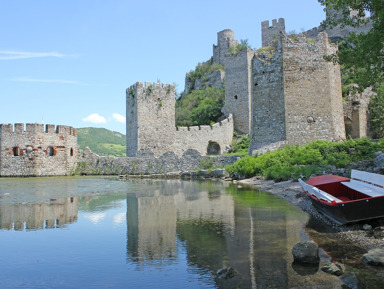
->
[0, 0, 325, 134]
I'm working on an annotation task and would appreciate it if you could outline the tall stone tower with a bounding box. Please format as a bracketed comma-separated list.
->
[213, 29, 254, 134]
[126, 82, 176, 157]
[249, 31, 346, 154]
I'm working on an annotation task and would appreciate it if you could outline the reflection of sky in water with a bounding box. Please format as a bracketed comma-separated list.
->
[0, 177, 342, 289]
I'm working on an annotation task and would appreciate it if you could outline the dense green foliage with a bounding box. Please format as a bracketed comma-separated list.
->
[319, 0, 384, 89]
[369, 83, 384, 138]
[226, 138, 384, 181]
[176, 87, 225, 126]
[228, 39, 251, 56]
[77, 127, 126, 157]
[227, 133, 250, 157]
[187, 60, 224, 85]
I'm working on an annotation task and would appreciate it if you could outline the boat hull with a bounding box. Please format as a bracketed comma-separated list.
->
[307, 192, 384, 225]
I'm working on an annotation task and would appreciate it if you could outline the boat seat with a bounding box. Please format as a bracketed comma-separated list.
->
[341, 180, 384, 197]
[299, 179, 343, 203]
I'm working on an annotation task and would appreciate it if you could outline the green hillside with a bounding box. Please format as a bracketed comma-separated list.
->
[77, 127, 126, 157]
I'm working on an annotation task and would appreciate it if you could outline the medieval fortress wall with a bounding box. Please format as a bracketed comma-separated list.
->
[0, 7, 374, 177]
[0, 123, 78, 176]
[126, 81, 234, 157]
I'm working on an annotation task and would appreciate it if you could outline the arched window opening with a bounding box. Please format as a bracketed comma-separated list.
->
[47, 146, 55, 156]
[207, 141, 221, 155]
[70, 148, 74, 157]
[13, 147, 20, 156]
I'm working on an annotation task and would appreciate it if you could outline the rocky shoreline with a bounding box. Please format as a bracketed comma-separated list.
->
[238, 177, 384, 252]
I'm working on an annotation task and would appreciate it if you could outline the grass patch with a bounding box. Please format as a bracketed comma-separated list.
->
[225, 138, 384, 181]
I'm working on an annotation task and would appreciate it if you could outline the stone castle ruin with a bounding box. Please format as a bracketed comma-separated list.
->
[0, 123, 79, 176]
[0, 7, 375, 176]
[126, 81, 233, 157]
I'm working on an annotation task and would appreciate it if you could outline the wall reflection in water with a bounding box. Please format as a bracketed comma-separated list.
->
[0, 197, 79, 230]
[125, 179, 309, 288]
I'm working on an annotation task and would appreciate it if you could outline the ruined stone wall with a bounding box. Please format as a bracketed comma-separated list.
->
[222, 48, 254, 134]
[261, 18, 285, 47]
[174, 115, 234, 156]
[249, 42, 286, 154]
[0, 123, 79, 176]
[344, 87, 375, 138]
[126, 82, 176, 157]
[127, 81, 233, 157]
[282, 32, 345, 145]
[80, 147, 239, 176]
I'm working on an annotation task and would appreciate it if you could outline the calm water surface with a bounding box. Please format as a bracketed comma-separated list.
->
[0, 176, 341, 288]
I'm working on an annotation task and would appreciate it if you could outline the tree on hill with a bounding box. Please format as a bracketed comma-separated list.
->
[319, 0, 384, 137]
[319, 0, 384, 89]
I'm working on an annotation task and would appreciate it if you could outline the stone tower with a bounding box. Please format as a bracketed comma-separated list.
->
[249, 31, 346, 154]
[213, 29, 238, 66]
[0, 123, 79, 176]
[213, 29, 254, 134]
[126, 82, 176, 157]
[261, 18, 285, 47]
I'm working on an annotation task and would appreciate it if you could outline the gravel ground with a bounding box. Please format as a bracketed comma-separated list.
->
[238, 176, 384, 252]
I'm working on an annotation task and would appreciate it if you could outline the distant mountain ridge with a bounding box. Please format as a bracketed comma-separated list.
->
[77, 127, 126, 157]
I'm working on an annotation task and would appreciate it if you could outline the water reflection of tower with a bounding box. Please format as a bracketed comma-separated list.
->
[126, 191, 177, 265]
[0, 197, 79, 230]
[126, 180, 236, 268]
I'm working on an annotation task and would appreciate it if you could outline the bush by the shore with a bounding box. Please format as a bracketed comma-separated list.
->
[225, 138, 384, 181]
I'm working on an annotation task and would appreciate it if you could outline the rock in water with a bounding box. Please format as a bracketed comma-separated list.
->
[216, 266, 238, 280]
[363, 248, 384, 266]
[292, 241, 319, 264]
[321, 262, 343, 276]
[340, 272, 358, 289]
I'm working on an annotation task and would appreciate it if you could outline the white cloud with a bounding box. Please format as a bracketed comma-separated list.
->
[83, 113, 107, 124]
[0, 50, 68, 60]
[84, 213, 106, 224]
[10, 77, 84, 85]
[113, 212, 126, 225]
[112, 113, 126, 123]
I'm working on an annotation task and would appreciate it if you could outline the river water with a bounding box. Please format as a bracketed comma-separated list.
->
[0, 176, 344, 288]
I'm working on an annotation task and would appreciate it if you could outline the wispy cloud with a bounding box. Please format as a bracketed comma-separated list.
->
[112, 113, 126, 123]
[83, 113, 107, 124]
[10, 77, 84, 85]
[0, 50, 69, 60]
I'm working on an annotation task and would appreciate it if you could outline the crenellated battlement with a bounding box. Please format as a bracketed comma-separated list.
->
[261, 18, 285, 47]
[0, 123, 77, 136]
[176, 114, 233, 132]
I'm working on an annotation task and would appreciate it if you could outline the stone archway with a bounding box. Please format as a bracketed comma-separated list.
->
[207, 141, 221, 155]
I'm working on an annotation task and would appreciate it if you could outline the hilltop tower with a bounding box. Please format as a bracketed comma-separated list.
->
[213, 29, 255, 134]
[0, 123, 79, 176]
[261, 18, 285, 47]
[213, 29, 238, 66]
